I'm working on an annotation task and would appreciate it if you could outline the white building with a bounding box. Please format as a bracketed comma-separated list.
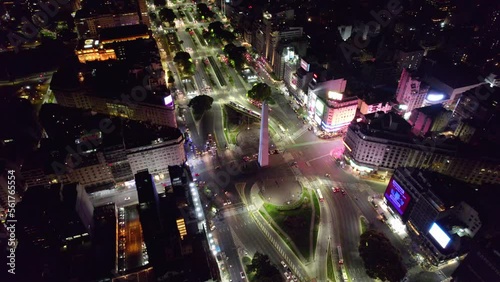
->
[396, 68, 430, 117]
[127, 136, 186, 178]
[343, 112, 500, 184]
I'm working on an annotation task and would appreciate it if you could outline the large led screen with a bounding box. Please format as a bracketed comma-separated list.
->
[429, 223, 451, 249]
[315, 99, 324, 118]
[384, 179, 411, 215]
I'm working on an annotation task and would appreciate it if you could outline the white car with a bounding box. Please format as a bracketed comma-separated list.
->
[281, 261, 287, 268]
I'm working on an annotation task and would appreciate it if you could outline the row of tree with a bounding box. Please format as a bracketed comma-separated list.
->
[196, 3, 215, 20]
[205, 21, 235, 43]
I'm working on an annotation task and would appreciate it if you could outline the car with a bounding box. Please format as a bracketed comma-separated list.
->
[332, 187, 340, 193]
[124, 196, 130, 200]
[291, 275, 298, 281]
[284, 272, 291, 279]
[194, 173, 199, 177]
[341, 189, 346, 195]
[281, 261, 287, 268]
[240, 272, 246, 279]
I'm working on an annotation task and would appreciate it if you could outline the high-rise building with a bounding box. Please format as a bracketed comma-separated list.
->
[452, 236, 500, 282]
[385, 168, 482, 265]
[395, 68, 430, 117]
[394, 47, 424, 72]
[51, 57, 176, 128]
[407, 105, 452, 136]
[306, 78, 358, 132]
[343, 112, 500, 184]
[92, 202, 118, 275]
[75, 0, 143, 38]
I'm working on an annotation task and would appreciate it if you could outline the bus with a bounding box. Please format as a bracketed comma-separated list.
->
[317, 189, 324, 202]
[337, 245, 344, 264]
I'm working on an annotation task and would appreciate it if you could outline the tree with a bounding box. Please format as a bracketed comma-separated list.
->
[359, 230, 407, 282]
[149, 12, 158, 23]
[159, 7, 176, 23]
[173, 51, 195, 76]
[196, 3, 215, 20]
[188, 95, 214, 118]
[247, 83, 272, 102]
[247, 252, 281, 281]
[223, 43, 245, 70]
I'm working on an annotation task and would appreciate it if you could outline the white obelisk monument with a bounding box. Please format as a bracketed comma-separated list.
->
[258, 102, 269, 167]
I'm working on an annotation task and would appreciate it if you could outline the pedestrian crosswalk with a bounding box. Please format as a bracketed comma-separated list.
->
[290, 125, 309, 140]
[215, 219, 253, 233]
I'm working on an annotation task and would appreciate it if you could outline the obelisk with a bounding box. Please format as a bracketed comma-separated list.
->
[258, 102, 269, 167]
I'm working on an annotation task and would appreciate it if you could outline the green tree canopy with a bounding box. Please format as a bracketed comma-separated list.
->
[359, 230, 407, 282]
[188, 95, 214, 115]
[196, 3, 215, 19]
[247, 252, 282, 281]
[223, 43, 246, 70]
[173, 51, 194, 76]
[159, 7, 176, 23]
[247, 83, 272, 102]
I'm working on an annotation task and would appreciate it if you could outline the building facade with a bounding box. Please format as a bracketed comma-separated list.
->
[396, 68, 430, 117]
[307, 78, 357, 132]
[343, 112, 500, 184]
[386, 168, 482, 264]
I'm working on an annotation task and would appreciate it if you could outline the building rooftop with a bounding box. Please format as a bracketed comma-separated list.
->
[50, 57, 168, 107]
[39, 104, 182, 155]
[99, 24, 149, 42]
[413, 104, 448, 117]
[411, 169, 476, 208]
[421, 58, 481, 89]
[353, 112, 460, 150]
[75, 0, 139, 19]
[359, 86, 396, 104]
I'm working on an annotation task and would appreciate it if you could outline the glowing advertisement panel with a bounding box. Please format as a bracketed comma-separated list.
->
[384, 179, 411, 215]
[315, 99, 324, 117]
[429, 223, 451, 249]
[164, 95, 173, 105]
[300, 59, 310, 72]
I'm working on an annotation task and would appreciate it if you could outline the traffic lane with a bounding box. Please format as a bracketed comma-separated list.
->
[212, 102, 227, 150]
[214, 218, 243, 281]
[231, 211, 297, 280]
[331, 189, 369, 281]
[316, 194, 335, 281]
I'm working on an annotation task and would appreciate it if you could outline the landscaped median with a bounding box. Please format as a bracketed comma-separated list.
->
[258, 189, 320, 263]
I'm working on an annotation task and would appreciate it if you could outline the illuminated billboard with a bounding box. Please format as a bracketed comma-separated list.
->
[164, 95, 173, 105]
[429, 223, 451, 249]
[300, 59, 310, 72]
[426, 93, 446, 102]
[315, 99, 324, 117]
[328, 91, 343, 101]
[384, 179, 411, 215]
